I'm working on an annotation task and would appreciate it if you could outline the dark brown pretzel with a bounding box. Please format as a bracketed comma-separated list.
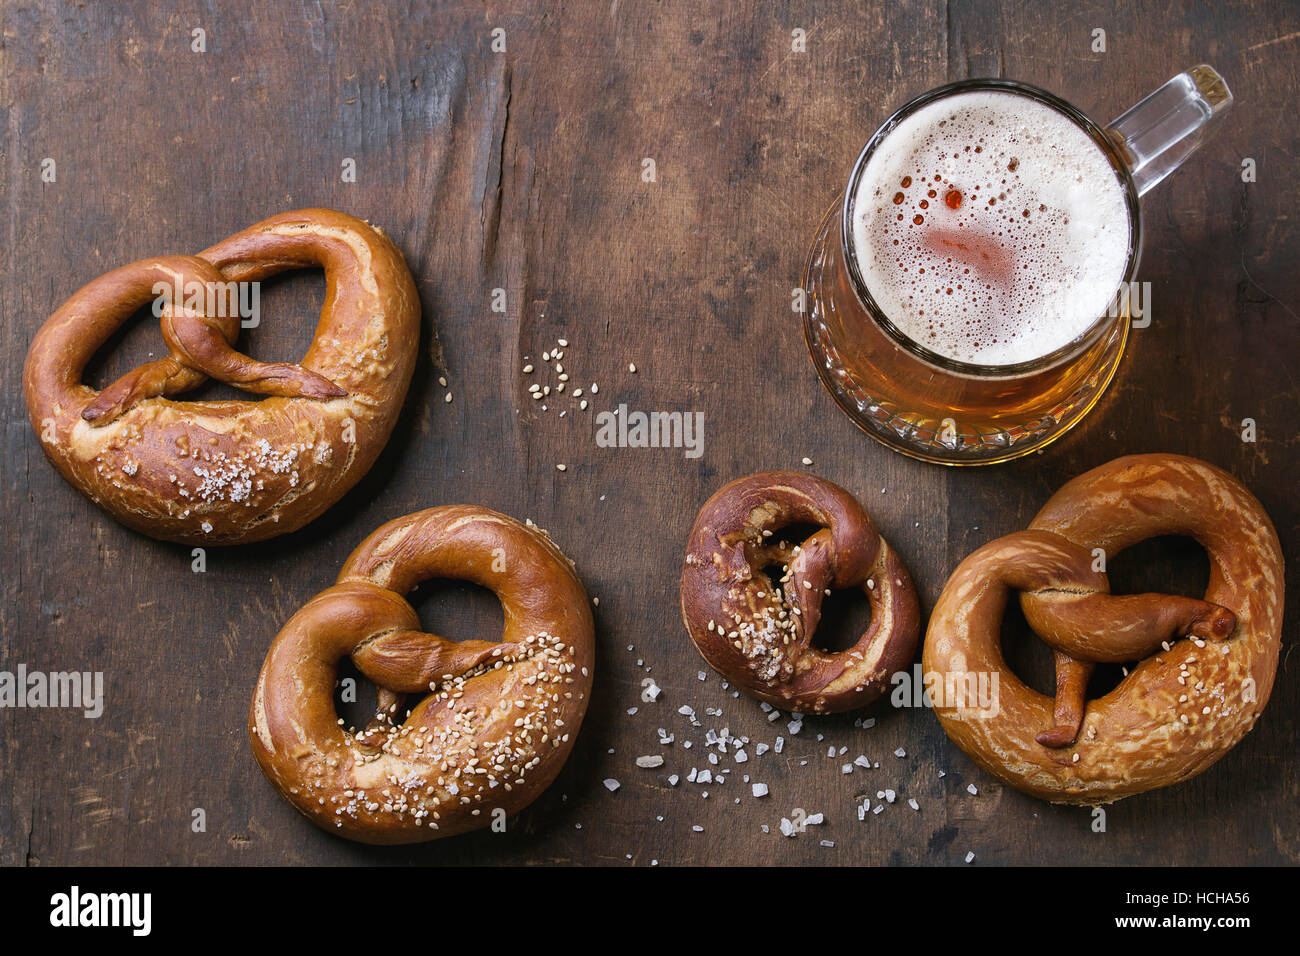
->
[680, 471, 920, 713]
[924, 454, 1284, 804]
[249, 506, 595, 844]
[23, 208, 419, 545]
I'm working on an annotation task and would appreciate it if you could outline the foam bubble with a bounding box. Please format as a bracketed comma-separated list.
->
[850, 90, 1130, 366]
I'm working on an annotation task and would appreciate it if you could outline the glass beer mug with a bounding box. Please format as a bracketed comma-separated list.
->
[802, 66, 1232, 465]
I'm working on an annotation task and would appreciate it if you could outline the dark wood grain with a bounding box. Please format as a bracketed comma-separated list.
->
[1, 0, 1296, 866]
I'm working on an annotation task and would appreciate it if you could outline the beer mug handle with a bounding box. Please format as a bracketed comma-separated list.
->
[1105, 65, 1233, 197]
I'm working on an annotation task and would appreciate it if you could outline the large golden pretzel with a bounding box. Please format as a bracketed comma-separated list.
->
[924, 454, 1283, 803]
[23, 208, 419, 544]
[249, 506, 596, 844]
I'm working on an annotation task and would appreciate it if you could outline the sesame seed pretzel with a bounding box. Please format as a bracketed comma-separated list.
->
[23, 208, 419, 544]
[680, 471, 920, 713]
[924, 454, 1284, 804]
[249, 506, 595, 844]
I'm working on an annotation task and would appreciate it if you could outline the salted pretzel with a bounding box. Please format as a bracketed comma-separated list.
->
[681, 471, 920, 713]
[924, 454, 1284, 804]
[249, 506, 595, 844]
[23, 208, 419, 544]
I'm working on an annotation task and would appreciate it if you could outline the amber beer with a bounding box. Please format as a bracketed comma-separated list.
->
[803, 71, 1231, 464]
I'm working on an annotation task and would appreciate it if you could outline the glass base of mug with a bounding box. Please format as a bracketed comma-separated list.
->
[801, 203, 1129, 466]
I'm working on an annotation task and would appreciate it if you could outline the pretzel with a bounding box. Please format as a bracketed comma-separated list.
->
[924, 454, 1284, 804]
[680, 471, 920, 713]
[249, 506, 595, 844]
[22, 208, 419, 545]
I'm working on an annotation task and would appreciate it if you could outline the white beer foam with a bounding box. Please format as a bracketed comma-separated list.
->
[851, 90, 1130, 366]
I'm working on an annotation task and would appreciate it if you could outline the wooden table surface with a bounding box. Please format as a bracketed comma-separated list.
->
[2, 0, 1296, 866]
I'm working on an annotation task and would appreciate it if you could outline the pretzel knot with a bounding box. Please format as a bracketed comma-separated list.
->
[681, 471, 920, 714]
[924, 454, 1284, 804]
[249, 506, 595, 844]
[23, 208, 419, 545]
